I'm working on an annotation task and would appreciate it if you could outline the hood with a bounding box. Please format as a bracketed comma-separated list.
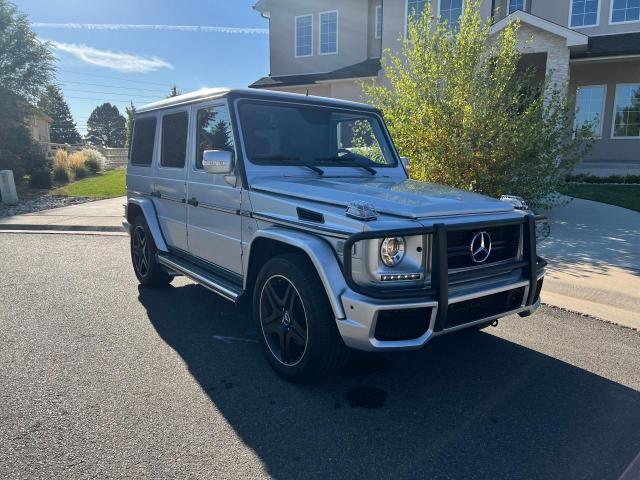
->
[251, 177, 513, 219]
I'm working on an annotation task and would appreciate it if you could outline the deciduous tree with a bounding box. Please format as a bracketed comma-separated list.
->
[362, 1, 592, 207]
[86, 103, 126, 147]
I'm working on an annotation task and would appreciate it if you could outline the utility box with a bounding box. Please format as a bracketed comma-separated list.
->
[0, 170, 18, 205]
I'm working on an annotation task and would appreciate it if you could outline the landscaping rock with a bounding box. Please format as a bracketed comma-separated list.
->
[0, 195, 93, 217]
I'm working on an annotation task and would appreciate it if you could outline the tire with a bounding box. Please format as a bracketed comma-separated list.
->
[130, 216, 174, 287]
[253, 253, 349, 382]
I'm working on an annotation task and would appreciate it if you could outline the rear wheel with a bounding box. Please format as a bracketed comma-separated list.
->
[253, 254, 349, 382]
[130, 216, 173, 287]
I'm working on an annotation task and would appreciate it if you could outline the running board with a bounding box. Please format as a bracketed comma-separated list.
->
[157, 253, 243, 303]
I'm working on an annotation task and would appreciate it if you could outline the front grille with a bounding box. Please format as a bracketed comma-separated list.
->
[447, 225, 521, 270]
[374, 307, 433, 341]
[446, 287, 525, 329]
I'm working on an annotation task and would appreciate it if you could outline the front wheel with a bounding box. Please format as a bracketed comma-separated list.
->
[253, 254, 349, 382]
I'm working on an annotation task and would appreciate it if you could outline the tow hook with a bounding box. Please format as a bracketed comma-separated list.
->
[491, 320, 499, 327]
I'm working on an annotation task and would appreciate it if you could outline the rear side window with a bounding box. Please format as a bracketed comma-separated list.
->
[130, 118, 156, 166]
[161, 112, 188, 168]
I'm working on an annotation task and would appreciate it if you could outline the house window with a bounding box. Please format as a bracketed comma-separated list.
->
[407, 0, 428, 22]
[375, 5, 383, 39]
[509, 0, 525, 14]
[439, 0, 464, 28]
[569, 0, 599, 27]
[295, 14, 313, 57]
[611, 0, 640, 23]
[319, 10, 338, 55]
[612, 84, 640, 138]
[575, 85, 606, 137]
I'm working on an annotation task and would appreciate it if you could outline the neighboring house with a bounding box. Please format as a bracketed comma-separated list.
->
[26, 112, 52, 145]
[251, 0, 640, 175]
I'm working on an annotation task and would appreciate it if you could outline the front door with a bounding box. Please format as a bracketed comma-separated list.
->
[153, 107, 190, 251]
[186, 101, 243, 276]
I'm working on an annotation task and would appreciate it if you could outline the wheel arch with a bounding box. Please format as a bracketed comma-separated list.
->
[126, 197, 169, 252]
[245, 229, 347, 319]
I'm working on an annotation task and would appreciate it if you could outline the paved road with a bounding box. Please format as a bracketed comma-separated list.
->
[1, 233, 639, 480]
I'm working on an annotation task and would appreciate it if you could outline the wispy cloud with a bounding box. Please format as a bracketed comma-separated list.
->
[46, 40, 173, 73]
[32, 23, 269, 35]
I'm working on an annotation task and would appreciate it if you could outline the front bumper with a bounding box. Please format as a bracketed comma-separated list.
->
[336, 271, 544, 351]
[335, 214, 545, 351]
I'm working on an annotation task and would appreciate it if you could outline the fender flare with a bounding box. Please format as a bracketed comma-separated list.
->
[247, 228, 348, 319]
[127, 197, 169, 252]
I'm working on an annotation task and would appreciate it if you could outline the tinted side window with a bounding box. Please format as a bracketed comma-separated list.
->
[196, 105, 235, 169]
[130, 118, 156, 166]
[161, 112, 188, 168]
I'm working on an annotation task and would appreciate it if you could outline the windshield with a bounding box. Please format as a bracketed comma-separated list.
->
[238, 100, 397, 169]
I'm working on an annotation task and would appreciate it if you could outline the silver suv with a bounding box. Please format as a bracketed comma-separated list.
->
[124, 88, 546, 381]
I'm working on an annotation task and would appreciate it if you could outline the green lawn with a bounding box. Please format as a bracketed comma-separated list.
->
[559, 183, 640, 213]
[52, 169, 126, 199]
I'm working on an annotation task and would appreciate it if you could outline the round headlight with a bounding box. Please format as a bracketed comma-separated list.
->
[380, 237, 406, 267]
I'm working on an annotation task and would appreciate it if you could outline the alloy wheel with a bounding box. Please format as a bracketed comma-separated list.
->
[132, 225, 150, 277]
[259, 275, 308, 366]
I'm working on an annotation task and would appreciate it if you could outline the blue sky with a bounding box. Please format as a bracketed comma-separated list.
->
[14, 0, 269, 135]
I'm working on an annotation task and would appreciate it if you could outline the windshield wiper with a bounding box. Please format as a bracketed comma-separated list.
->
[315, 155, 377, 176]
[251, 155, 324, 175]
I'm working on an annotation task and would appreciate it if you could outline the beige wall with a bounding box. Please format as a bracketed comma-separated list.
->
[27, 114, 51, 144]
[269, 0, 369, 76]
[367, 0, 383, 59]
[570, 58, 640, 162]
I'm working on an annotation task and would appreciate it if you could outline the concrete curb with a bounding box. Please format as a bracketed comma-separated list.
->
[0, 224, 124, 233]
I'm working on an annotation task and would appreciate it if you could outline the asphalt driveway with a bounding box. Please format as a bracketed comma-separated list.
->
[0, 233, 639, 479]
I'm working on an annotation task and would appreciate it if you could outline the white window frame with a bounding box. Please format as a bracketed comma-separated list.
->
[574, 84, 607, 138]
[508, 0, 527, 14]
[608, 0, 640, 25]
[375, 5, 383, 39]
[404, 0, 429, 36]
[319, 10, 339, 55]
[568, 0, 601, 28]
[294, 14, 313, 58]
[611, 83, 640, 139]
[437, 0, 466, 29]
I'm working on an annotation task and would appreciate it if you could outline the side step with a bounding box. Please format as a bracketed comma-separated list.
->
[157, 253, 243, 303]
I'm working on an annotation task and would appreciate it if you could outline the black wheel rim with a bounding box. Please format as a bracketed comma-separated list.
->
[132, 226, 150, 277]
[259, 275, 308, 366]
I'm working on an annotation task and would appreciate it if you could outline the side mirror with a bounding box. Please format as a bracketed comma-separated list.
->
[400, 156, 410, 172]
[202, 150, 233, 174]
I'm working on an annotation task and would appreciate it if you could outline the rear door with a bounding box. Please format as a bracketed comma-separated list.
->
[153, 108, 190, 251]
[186, 101, 243, 276]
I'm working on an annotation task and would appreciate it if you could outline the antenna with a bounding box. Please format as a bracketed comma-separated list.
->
[306, 89, 309, 96]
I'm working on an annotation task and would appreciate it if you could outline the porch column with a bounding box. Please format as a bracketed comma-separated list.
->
[544, 45, 570, 100]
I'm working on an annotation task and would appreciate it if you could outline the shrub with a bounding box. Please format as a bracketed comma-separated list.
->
[67, 151, 88, 171]
[53, 166, 70, 182]
[52, 149, 69, 171]
[362, 1, 592, 208]
[29, 168, 52, 189]
[565, 173, 640, 184]
[73, 166, 88, 179]
[81, 148, 105, 174]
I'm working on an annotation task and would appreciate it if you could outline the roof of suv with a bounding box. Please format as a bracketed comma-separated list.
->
[136, 87, 377, 114]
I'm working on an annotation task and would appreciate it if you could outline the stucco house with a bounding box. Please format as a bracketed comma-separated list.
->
[26, 111, 52, 145]
[250, 0, 640, 175]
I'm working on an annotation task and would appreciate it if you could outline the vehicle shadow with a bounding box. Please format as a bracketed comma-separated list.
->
[138, 284, 640, 480]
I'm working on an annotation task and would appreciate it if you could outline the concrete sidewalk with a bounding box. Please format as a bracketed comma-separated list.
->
[0, 196, 126, 233]
[539, 196, 640, 330]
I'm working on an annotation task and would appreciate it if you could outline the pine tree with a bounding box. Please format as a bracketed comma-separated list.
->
[38, 85, 81, 144]
[86, 103, 126, 147]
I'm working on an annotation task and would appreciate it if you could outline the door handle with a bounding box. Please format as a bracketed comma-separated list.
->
[187, 197, 199, 207]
